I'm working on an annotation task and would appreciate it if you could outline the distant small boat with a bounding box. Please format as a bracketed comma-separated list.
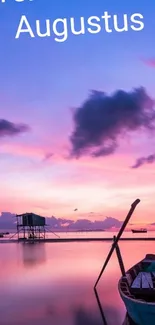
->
[131, 228, 147, 233]
[119, 254, 155, 325]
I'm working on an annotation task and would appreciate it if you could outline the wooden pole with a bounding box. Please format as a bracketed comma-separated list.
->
[114, 235, 126, 276]
[94, 199, 140, 288]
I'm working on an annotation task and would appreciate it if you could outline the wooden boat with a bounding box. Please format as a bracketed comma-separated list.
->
[131, 229, 147, 233]
[119, 254, 155, 325]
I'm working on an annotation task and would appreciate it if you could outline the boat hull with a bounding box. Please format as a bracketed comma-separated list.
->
[120, 292, 155, 325]
[123, 313, 137, 325]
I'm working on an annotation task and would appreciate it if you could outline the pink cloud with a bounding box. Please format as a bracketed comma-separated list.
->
[0, 143, 44, 159]
[142, 58, 155, 67]
[1, 144, 155, 224]
[0, 195, 73, 217]
[0, 142, 64, 162]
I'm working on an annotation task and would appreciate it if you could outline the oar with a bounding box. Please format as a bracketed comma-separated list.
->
[94, 198, 140, 288]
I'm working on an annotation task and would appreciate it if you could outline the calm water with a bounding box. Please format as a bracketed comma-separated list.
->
[0, 240, 155, 325]
[3, 230, 155, 240]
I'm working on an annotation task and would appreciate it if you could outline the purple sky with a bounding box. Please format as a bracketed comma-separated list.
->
[0, 1, 155, 225]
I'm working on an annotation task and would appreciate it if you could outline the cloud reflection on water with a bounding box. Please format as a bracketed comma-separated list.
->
[0, 241, 152, 324]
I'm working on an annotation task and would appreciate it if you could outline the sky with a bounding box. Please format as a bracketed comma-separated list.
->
[0, 0, 155, 226]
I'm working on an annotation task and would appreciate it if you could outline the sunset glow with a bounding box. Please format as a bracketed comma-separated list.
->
[0, 0, 155, 228]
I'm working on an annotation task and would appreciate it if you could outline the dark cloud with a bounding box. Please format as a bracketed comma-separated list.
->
[70, 87, 155, 158]
[1, 213, 122, 231]
[131, 157, 145, 169]
[96, 217, 122, 229]
[92, 143, 116, 157]
[46, 216, 74, 228]
[0, 212, 16, 229]
[132, 154, 155, 169]
[0, 119, 29, 137]
[47, 216, 122, 231]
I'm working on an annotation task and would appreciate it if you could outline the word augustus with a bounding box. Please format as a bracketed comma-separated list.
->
[15, 12, 144, 42]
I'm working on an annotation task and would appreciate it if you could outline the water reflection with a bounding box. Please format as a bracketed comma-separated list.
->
[21, 243, 46, 267]
[94, 288, 107, 325]
[94, 288, 131, 325]
[74, 306, 103, 325]
[0, 240, 153, 325]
